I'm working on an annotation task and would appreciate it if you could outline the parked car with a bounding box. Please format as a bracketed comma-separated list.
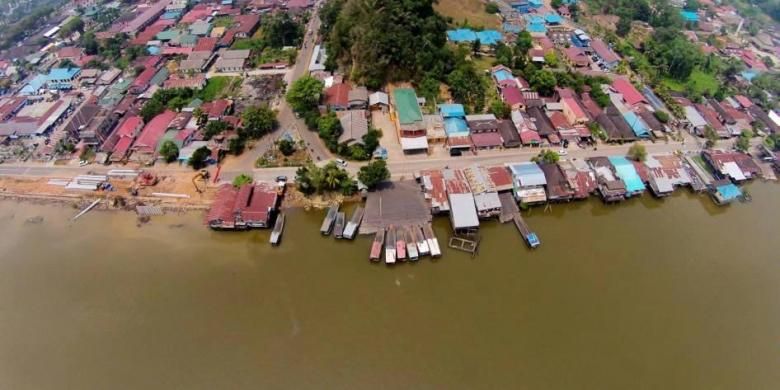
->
[558, 149, 568, 156]
[335, 159, 348, 167]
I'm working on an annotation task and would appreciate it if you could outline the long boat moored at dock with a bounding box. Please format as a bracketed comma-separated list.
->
[334, 212, 346, 239]
[385, 227, 396, 264]
[320, 204, 339, 235]
[423, 224, 441, 257]
[395, 226, 406, 261]
[343, 206, 364, 240]
[269, 213, 285, 246]
[405, 227, 419, 261]
[370, 228, 385, 261]
[414, 225, 430, 256]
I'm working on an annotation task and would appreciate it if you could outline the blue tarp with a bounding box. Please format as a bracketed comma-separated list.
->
[681, 10, 699, 22]
[147, 46, 161, 55]
[444, 118, 470, 137]
[741, 69, 759, 81]
[476, 30, 502, 45]
[622, 112, 650, 137]
[447, 29, 478, 42]
[439, 104, 466, 118]
[530, 0, 543, 7]
[608, 156, 645, 193]
[544, 13, 562, 24]
[716, 183, 741, 201]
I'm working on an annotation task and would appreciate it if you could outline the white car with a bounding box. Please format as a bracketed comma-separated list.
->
[79, 160, 89, 167]
[335, 159, 348, 167]
[558, 149, 568, 156]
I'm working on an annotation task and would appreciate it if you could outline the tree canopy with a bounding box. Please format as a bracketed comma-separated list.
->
[159, 140, 179, 163]
[358, 160, 390, 190]
[232, 173, 253, 188]
[241, 106, 278, 139]
[286, 76, 324, 114]
[627, 143, 647, 161]
[326, 0, 449, 88]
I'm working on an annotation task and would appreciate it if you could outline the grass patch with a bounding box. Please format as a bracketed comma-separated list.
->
[662, 69, 719, 96]
[434, 0, 501, 29]
[213, 16, 234, 28]
[198, 76, 239, 101]
[231, 38, 264, 50]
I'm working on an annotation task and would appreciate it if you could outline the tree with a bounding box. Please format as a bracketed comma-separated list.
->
[530, 69, 557, 96]
[515, 31, 533, 56]
[472, 38, 482, 57]
[232, 173, 253, 188]
[81, 31, 99, 55]
[140, 99, 165, 123]
[654, 110, 670, 123]
[325, 0, 448, 88]
[358, 160, 390, 190]
[203, 120, 230, 140]
[241, 106, 277, 139]
[159, 140, 179, 163]
[361, 128, 381, 156]
[262, 12, 303, 48]
[490, 100, 510, 119]
[551, 0, 563, 9]
[295, 162, 352, 195]
[485, 2, 499, 13]
[317, 112, 342, 149]
[286, 76, 324, 114]
[447, 63, 486, 113]
[627, 143, 647, 161]
[616, 17, 632, 37]
[59, 16, 84, 38]
[228, 136, 246, 155]
[189, 146, 211, 169]
[543, 52, 559, 67]
[531, 149, 560, 164]
[704, 126, 718, 148]
[735, 130, 752, 152]
[278, 139, 296, 156]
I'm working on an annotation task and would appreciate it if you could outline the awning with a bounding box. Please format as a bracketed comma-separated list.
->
[400, 136, 429, 151]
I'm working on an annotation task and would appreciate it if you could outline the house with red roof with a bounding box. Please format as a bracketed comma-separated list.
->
[560, 96, 588, 125]
[233, 14, 260, 38]
[56, 46, 83, 61]
[194, 37, 218, 53]
[106, 115, 144, 161]
[200, 99, 232, 121]
[611, 78, 647, 107]
[563, 46, 589, 67]
[590, 38, 620, 70]
[206, 182, 279, 229]
[501, 86, 525, 110]
[325, 83, 351, 111]
[131, 110, 177, 162]
[163, 74, 207, 89]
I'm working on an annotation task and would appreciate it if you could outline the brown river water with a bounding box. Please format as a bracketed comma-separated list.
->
[0, 184, 779, 389]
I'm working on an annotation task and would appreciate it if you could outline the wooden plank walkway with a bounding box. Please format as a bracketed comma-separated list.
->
[512, 212, 540, 248]
[136, 205, 164, 216]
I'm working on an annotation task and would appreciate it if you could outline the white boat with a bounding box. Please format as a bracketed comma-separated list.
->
[423, 223, 441, 258]
[385, 226, 396, 264]
[415, 226, 430, 256]
[405, 227, 419, 261]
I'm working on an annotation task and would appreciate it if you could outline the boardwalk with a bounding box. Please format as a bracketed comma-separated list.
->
[498, 192, 519, 223]
[512, 212, 540, 248]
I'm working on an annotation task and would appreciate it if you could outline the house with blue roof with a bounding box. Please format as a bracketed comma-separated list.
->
[19, 74, 47, 95]
[710, 181, 742, 205]
[476, 30, 502, 45]
[524, 15, 547, 34]
[438, 104, 466, 118]
[529, 0, 543, 8]
[571, 29, 591, 47]
[511, 0, 530, 13]
[544, 13, 562, 25]
[622, 112, 650, 138]
[46, 67, 80, 90]
[608, 156, 645, 195]
[508, 162, 548, 204]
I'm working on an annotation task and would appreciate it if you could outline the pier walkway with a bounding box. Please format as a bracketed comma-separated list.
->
[512, 212, 540, 248]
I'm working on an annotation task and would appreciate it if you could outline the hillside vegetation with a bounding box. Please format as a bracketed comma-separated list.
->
[434, 0, 501, 29]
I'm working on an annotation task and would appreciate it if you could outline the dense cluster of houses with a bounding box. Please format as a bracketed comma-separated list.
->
[0, 0, 315, 163]
[419, 148, 764, 232]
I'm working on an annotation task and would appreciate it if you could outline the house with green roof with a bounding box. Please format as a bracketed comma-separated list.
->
[391, 88, 428, 152]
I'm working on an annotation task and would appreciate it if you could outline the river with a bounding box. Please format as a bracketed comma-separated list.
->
[1, 184, 779, 389]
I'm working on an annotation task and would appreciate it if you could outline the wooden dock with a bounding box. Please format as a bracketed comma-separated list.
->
[498, 192, 519, 223]
[269, 213, 285, 246]
[448, 236, 480, 257]
[512, 212, 540, 248]
[135, 205, 164, 217]
[320, 204, 339, 235]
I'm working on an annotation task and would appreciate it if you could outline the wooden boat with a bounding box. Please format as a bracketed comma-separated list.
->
[405, 227, 419, 261]
[414, 225, 430, 256]
[369, 228, 384, 261]
[269, 213, 285, 246]
[343, 206, 364, 240]
[320, 204, 339, 235]
[395, 226, 406, 261]
[423, 223, 441, 257]
[334, 212, 346, 238]
[385, 226, 396, 264]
